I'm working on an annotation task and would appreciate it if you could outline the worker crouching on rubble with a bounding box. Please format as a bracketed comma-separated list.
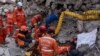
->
[15, 25, 32, 48]
[13, 2, 27, 28]
[38, 34, 57, 56]
[38, 31, 70, 56]
[5, 9, 14, 36]
[0, 16, 7, 44]
[31, 12, 44, 29]
[26, 25, 47, 56]
[45, 10, 59, 28]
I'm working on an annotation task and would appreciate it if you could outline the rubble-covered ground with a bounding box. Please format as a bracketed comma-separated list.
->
[0, 0, 100, 56]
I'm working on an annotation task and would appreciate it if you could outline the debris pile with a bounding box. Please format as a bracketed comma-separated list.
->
[0, 0, 100, 56]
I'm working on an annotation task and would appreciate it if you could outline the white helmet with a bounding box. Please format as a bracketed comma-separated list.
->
[17, 2, 23, 7]
[4, 9, 9, 12]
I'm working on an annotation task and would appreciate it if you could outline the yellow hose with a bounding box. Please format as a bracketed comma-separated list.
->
[83, 10, 100, 15]
[64, 11, 83, 19]
[85, 15, 100, 20]
[55, 10, 100, 35]
[55, 11, 84, 34]
[55, 12, 65, 34]
[76, 15, 100, 21]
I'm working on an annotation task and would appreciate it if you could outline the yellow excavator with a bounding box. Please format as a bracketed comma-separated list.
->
[55, 10, 100, 35]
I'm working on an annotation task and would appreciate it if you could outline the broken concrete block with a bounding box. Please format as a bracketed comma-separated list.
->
[74, 0, 83, 10]
[5, 37, 16, 48]
[9, 48, 24, 56]
[0, 0, 6, 3]
[95, 4, 100, 9]
[84, 0, 91, 4]
[0, 47, 4, 55]
[86, 4, 92, 9]
[45, 0, 55, 7]
[4, 48, 10, 56]
[97, 41, 100, 48]
[91, 0, 99, 4]
[84, 21, 100, 32]
[81, 5, 87, 11]
[0, 0, 16, 3]
[77, 20, 84, 32]
[77, 44, 90, 52]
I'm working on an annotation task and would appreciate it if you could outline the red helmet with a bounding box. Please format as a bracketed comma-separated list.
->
[35, 14, 42, 21]
[39, 25, 46, 32]
[20, 25, 28, 31]
[49, 26, 55, 33]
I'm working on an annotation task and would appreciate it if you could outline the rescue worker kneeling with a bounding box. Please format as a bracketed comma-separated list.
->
[15, 25, 32, 48]
[27, 25, 47, 56]
[38, 33, 69, 56]
[31, 11, 45, 32]
[38, 33, 56, 56]
[38, 34, 70, 56]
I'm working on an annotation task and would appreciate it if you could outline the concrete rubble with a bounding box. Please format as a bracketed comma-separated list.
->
[0, 37, 25, 56]
[0, 0, 16, 3]
[0, 0, 100, 56]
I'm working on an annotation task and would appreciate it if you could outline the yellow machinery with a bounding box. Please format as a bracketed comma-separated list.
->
[55, 10, 100, 34]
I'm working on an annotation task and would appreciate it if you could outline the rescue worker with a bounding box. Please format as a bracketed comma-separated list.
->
[34, 25, 47, 41]
[38, 34, 71, 56]
[0, 16, 7, 44]
[38, 33, 57, 56]
[38, 33, 68, 56]
[45, 10, 58, 28]
[13, 2, 27, 28]
[27, 25, 47, 56]
[46, 2, 63, 28]
[31, 12, 44, 30]
[15, 25, 32, 48]
[5, 9, 14, 35]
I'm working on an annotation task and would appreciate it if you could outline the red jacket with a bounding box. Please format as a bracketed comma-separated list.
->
[31, 14, 42, 26]
[38, 36, 58, 56]
[13, 8, 26, 28]
[38, 35, 71, 56]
